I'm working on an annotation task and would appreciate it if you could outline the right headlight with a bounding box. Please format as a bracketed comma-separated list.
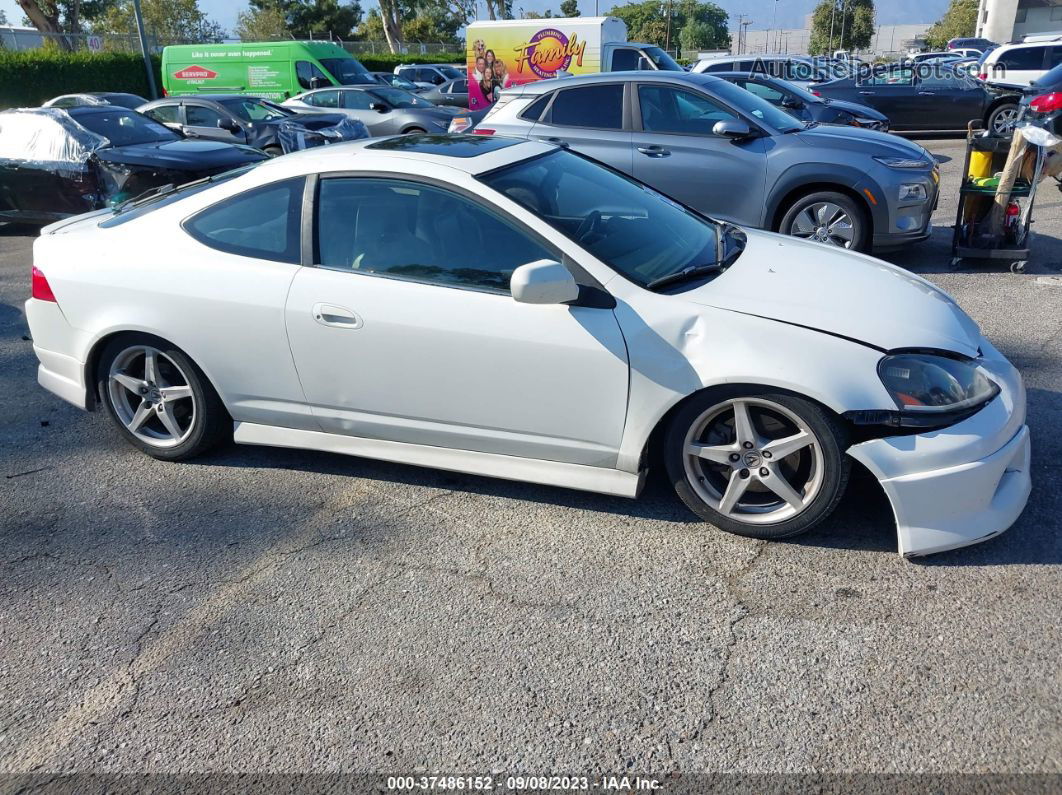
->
[877, 352, 999, 414]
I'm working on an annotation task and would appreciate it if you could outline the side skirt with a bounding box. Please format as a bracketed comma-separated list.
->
[233, 422, 646, 498]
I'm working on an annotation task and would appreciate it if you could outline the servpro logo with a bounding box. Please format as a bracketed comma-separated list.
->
[514, 29, 586, 78]
[173, 65, 218, 80]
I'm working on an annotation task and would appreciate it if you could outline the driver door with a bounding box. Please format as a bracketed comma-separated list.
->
[283, 175, 630, 466]
[631, 83, 769, 225]
[184, 103, 245, 143]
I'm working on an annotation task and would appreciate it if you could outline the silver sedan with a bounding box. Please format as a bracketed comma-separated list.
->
[282, 86, 459, 136]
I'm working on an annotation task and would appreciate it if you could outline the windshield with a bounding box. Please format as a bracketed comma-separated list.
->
[321, 57, 374, 85]
[219, 97, 291, 121]
[71, 109, 179, 145]
[370, 87, 435, 108]
[642, 46, 684, 71]
[480, 150, 725, 289]
[708, 79, 803, 132]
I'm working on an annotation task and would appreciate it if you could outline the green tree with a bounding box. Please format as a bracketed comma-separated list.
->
[357, 0, 469, 46]
[924, 0, 978, 50]
[16, 0, 115, 36]
[235, 5, 289, 40]
[522, 9, 554, 18]
[808, 0, 874, 55]
[93, 0, 224, 42]
[609, 1, 727, 50]
[559, 0, 579, 16]
[249, 0, 363, 39]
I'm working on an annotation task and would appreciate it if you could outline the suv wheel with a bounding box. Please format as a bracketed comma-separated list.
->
[780, 191, 869, 252]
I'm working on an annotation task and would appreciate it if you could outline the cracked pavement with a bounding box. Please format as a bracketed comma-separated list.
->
[0, 138, 1060, 775]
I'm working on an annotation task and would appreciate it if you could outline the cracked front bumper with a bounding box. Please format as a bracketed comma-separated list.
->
[847, 344, 1031, 557]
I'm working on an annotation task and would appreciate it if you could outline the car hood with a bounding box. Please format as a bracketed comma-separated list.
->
[94, 140, 266, 169]
[820, 98, 888, 121]
[793, 123, 932, 160]
[682, 229, 982, 356]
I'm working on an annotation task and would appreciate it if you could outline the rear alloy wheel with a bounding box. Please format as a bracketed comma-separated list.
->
[97, 335, 229, 461]
[780, 191, 868, 251]
[665, 389, 850, 540]
[986, 103, 1019, 135]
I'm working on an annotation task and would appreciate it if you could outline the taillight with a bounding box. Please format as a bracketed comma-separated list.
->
[1030, 92, 1062, 112]
[31, 266, 57, 303]
[978, 73, 988, 81]
[810, 89, 821, 97]
[473, 128, 495, 135]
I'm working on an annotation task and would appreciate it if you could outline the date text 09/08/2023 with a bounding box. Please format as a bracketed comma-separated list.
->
[386, 775, 665, 791]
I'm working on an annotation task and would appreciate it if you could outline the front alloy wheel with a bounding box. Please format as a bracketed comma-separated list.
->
[780, 191, 867, 251]
[665, 389, 850, 540]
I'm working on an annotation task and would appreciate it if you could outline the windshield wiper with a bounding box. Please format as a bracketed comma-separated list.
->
[111, 183, 176, 213]
[646, 263, 722, 291]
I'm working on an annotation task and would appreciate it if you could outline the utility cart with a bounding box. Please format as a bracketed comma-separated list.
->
[951, 123, 1047, 273]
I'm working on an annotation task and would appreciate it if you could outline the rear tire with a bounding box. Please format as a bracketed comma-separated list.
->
[986, 103, 1019, 136]
[403, 126, 427, 134]
[96, 334, 229, 462]
[664, 387, 850, 540]
[779, 190, 869, 252]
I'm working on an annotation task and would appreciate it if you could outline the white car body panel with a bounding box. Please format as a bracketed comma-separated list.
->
[24, 139, 1032, 557]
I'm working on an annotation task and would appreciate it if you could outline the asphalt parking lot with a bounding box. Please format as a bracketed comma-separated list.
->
[1, 137, 1060, 780]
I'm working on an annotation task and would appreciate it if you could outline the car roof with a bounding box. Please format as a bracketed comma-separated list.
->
[65, 105, 138, 117]
[238, 133, 555, 178]
[516, 70, 722, 94]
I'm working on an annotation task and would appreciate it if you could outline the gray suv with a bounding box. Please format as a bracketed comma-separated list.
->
[479, 72, 939, 251]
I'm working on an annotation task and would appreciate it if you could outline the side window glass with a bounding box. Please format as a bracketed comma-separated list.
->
[311, 90, 340, 108]
[296, 60, 329, 90]
[342, 91, 374, 109]
[638, 85, 738, 135]
[186, 105, 224, 127]
[315, 177, 555, 293]
[1049, 47, 1062, 68]
[520, 92, 553, 121]
[145, 104, 179, 123]
[867, 68, 914, 86]
[453, 79, 468, 92]
[611, 48, 640, 71]
[744, 82, 785, 105]
[185, 177, 304, 264]
[548, 84, 623, 129]
[1000, 46, 1045, 70]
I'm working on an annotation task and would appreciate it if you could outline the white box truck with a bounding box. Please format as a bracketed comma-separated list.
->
[465, 16, 683, 110]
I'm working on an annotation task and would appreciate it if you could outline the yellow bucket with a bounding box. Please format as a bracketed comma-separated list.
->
[969, 150, 993, 180]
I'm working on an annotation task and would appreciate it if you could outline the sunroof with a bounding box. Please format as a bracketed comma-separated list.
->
[366, 133, 522, 157]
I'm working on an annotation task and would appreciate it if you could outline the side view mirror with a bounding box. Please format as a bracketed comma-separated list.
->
[370, 102, 390, 113]
[511, 260, 579, 305]
[218, 118, 241, 132]
[781, 97, 803, 109]
[309, 76, 324, 89]
[713, 119, 753, 139]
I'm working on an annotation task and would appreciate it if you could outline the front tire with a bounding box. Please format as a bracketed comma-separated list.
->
[780, 191, 869, 252]
[96, 335, 229, 461]
[664, 388, 850, 540]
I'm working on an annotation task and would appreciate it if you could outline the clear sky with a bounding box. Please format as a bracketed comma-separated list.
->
[0, 0, 944, 40]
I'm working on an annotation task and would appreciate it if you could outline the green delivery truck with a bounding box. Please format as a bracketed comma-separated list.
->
[161, 41, 376, 101]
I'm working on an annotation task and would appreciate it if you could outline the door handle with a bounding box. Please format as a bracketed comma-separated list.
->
[312, 302, 362, 329]
[542, 136, 570, 148]
[637, 145, 671, 157]
[858, 91, 875, 95]
[918, 91, 936, 95]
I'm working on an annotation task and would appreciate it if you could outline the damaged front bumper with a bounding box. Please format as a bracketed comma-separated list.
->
[847, 344, 1031, 557]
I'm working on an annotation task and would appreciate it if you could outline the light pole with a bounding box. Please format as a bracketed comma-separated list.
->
[828, 1, 836, 52]
[132, 0, 158, 100]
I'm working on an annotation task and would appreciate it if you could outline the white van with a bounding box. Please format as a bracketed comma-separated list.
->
[465, 16, 683, 111]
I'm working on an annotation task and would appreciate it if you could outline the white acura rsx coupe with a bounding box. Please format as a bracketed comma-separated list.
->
[25, 135, 1031, 557]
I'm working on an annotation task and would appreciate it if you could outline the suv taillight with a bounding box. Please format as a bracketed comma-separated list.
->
[31, 266, 57, 302]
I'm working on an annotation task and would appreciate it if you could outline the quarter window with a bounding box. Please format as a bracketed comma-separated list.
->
[520, 92, 553, 121]
[548, 84, 624, 129]
[185, 177, 304, 264]
[638, 85, 739, 135]
[314, 177, 555, 293]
